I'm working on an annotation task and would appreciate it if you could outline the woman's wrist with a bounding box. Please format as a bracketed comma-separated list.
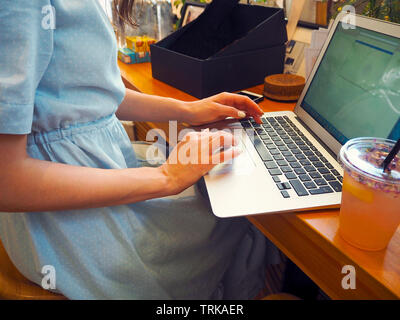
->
[155, 165, 179, 196]
[177, 100, 196, 124]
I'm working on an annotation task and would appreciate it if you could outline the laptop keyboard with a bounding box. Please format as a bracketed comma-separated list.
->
[240, 116, 343, 199]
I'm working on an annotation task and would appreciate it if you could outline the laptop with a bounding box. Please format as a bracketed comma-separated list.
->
[204, 13, 400, 218]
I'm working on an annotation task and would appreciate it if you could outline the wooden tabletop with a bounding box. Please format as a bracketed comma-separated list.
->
[119, 61, 400, 300]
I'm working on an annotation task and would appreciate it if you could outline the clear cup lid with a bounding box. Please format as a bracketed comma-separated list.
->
[339, 137, 400, 192]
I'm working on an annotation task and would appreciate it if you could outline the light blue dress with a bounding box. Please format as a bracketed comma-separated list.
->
[0, 0, 279, 299]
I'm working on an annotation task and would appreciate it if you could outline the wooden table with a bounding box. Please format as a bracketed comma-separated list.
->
[118, 61, 400, 300]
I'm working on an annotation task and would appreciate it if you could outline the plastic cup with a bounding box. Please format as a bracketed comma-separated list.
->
[338, 137, 400, 251]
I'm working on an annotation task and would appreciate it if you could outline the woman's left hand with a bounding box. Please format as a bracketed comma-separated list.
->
[184, 92, 264, 126]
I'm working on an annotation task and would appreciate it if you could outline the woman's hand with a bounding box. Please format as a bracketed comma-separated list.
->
[184, 92, 264, 126]
[159, 130, 241, 195]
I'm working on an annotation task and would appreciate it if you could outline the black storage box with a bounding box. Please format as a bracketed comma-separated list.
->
[150, 1, 287, 98]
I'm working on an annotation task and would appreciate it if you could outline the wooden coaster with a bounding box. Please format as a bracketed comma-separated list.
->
[263, 74, 306, 102]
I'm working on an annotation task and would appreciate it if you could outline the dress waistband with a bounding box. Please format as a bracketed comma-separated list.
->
[27, 114, 118, 146]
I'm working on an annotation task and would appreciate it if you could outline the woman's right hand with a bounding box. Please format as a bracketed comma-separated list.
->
[159, 130, 242, 195]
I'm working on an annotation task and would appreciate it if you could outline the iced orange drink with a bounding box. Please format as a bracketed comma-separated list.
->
[338, 138, 400, 251]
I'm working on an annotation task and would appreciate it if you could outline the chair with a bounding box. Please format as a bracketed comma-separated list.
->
[0, 239, 66, 300]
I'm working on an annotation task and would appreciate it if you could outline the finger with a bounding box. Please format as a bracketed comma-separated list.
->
[208, 131, 238, 154]
[213, 102, 247, 120]
[215, 92, 264, 116]
[210, 146, 242, 165]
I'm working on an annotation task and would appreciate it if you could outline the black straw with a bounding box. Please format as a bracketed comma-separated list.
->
[382, 138, 400, 172]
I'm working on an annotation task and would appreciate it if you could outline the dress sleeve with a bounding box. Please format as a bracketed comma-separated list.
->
[0, 0, 53, 134]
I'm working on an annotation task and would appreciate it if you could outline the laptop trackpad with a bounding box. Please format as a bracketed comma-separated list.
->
[208, 141, 256, 176]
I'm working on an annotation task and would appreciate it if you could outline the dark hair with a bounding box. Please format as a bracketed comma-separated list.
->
[112, 0, 139, 30]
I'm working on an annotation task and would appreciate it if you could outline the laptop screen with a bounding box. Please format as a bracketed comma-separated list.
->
[301, 24, 400, 145]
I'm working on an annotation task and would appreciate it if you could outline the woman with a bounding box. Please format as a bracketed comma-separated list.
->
[0, 0, 279, 299]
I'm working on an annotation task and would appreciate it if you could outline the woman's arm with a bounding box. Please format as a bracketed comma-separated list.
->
[116, 88, 191, 123]
[116, 89, 264, 125]
[0, 130, 237, 213]
[0, 134, 170, 212]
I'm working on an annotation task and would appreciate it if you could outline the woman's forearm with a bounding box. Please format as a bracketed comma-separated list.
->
[116, 88, 193, 123]
[0, 134, 171, 212]
[1, 157, 170, 213]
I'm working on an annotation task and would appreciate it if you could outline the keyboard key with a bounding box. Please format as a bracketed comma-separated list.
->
[277, 160, 288, 167]
[289, 180, 309, 196]
[252, 137, 273, 161]
[298, 174, 311, 182]
[299, 159, 311, 166]
[269, 168, 282, 176]
[320, 186, 333, 193]
[299, 145, 310, 151]
[309, 188, 323, 195]
[317, 167, 330, 174]
[266, 143, 276, 150]
[275, 141, 285, 147]
[304, 165, 316, 172]
[294, 168, 306, 175]
[256, 128, 264, 134]
[309, 171, 322, 179]
[278, 146, 289, 152]
[326, 163, 334, 169]
[304, 150, 314, 157]
[264, 161, 278, 169]
[282, 182, 291, 189]
[259, 134, 269, 140]
[308, 156, 319, 162]
[282, 151, 292, 157]
[269, 149, 280, 155]
[285, 172, 297, 180]
[281, 166, 293, 173]
[329, 181, 342, 192]
[320, 156, 329, 163]
[331, 169, 341, 176]
[295, 154, 306, 160]
[315, 178, 328, 186]
[276, 183, 284, 190]
[273, 154, 284, 160]
[291, 148, 302, 154]
[304, 181, 317, 189]
[241, 121, 251, 128]
[262, 139, 273, 145]
[309, 186, 333, 194]
[281, 190, 290, 198]
[272, 176, 281, 183]
[312, 161, 325, 168]
[323, 174, 337, 181]
[290, 162, 301, 169]
[280, 134, 289, 140]
[285, 155, 297, 162]
[337, 176, 343, 183]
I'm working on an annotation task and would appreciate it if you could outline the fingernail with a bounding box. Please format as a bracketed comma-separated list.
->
[238, 111, 246, 118]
